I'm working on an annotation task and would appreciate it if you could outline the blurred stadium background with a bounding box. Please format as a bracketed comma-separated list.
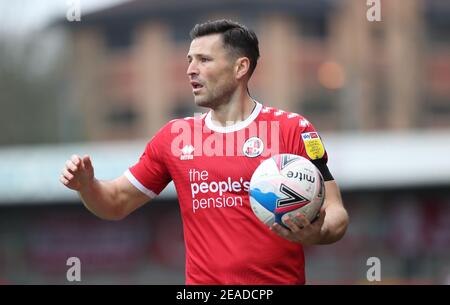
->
[0, 0, 449, 284]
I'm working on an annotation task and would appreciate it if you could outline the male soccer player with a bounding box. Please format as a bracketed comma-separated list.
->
[60, 20, 349, 284]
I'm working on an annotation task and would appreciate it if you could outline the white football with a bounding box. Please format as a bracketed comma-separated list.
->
[249, 154, 325, 228]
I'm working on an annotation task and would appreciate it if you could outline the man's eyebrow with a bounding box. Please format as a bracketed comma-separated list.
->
[187, 53, 211, 58]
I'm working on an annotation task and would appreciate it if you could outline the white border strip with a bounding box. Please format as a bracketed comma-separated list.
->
[124, 169, 157, 198]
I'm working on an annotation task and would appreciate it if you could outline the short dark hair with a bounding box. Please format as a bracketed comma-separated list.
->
[190, 19, 260, 77]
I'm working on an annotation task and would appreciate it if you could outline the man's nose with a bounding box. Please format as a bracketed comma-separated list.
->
[186, 61, 199, 76]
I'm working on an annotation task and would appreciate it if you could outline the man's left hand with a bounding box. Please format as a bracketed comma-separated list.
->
[270, 208, 326, 246]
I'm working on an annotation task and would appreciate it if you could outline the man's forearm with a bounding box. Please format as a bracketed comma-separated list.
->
[318, 204, 349, 245]
[78, 178, 123, 220]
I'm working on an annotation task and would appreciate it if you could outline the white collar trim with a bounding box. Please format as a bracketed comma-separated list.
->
[204, 102, 262, 133]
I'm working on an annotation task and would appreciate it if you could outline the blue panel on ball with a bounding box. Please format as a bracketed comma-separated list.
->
[250, 187, 290, 229]
[249, 188, 278, 213]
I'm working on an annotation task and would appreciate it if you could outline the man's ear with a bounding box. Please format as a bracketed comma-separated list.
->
[235, 57, 250, 80]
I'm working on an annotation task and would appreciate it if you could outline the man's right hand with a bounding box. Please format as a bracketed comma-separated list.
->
[59, 154, 151, 220]
[60, 154, 95, 191]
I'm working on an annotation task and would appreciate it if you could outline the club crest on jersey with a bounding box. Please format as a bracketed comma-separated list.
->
[243, 137, 264, 158]
[301, 132, 325, 160]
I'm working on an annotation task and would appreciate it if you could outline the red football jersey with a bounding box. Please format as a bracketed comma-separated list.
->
[125, 102, 330, 284]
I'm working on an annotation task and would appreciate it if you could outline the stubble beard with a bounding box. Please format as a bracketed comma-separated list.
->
[194, 81, 237, 110]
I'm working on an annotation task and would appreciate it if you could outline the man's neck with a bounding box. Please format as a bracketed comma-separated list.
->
[209, 89, 256, 127]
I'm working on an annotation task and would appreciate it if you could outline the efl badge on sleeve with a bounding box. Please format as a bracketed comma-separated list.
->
[301, 132, 325, 160]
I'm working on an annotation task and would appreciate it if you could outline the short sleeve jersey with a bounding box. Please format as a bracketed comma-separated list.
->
[125, 102, 332, 284]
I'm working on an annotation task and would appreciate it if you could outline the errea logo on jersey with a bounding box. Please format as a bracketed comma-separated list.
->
[180, 145, 194, 160]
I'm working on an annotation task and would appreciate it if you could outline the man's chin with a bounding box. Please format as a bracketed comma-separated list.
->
[194, 97, 212, 108]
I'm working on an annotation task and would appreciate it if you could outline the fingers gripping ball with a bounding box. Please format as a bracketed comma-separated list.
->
[249, 154, 325, 229]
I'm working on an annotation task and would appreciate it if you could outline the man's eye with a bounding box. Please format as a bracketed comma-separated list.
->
[201, 58, 209, 62]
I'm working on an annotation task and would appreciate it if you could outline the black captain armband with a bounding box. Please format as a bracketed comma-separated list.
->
[311, 159, 334, 181]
